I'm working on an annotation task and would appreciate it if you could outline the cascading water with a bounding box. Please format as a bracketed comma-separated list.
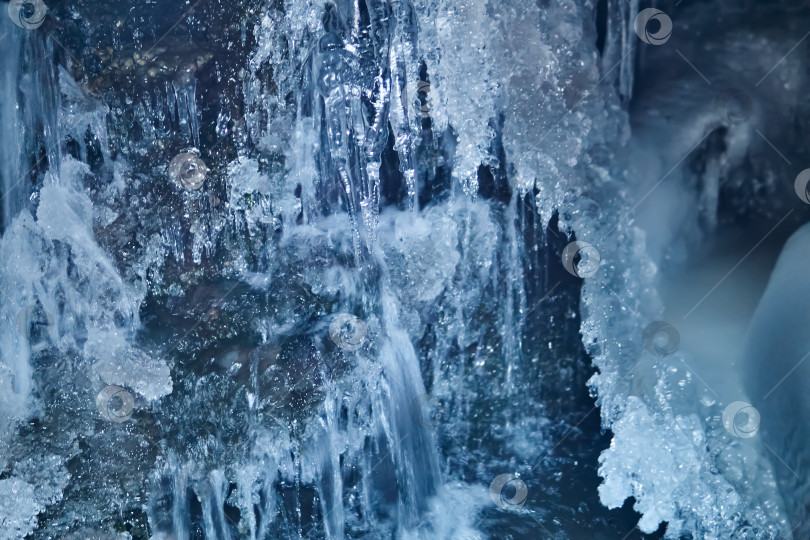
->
[2, 0, 809, 538]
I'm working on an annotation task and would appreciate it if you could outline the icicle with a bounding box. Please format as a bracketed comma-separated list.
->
[0, 20, 24, 231]
[602, 0, 638, 104]
[172, 66, 200, 147]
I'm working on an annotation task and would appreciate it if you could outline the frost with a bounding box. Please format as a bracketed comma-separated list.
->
[599, 396, 716, 534]
[0, 478, 41, 539]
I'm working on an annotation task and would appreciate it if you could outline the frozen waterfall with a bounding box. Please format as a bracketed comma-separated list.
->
[1, 0, 809, 538]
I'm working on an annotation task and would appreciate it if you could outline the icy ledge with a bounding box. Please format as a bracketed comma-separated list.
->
[576, 209, 790, 538]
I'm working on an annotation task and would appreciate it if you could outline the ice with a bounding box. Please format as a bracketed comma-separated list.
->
[0, 155, 166, 532]
[0, 19, 25, 229]
[171, 74, 200, 147]
[741, 222, 810, 535]
[1, 0, 804, 538]
[58, 66, 111, 165]
[576, 8, 810, 537]
[378, 206, 460, 304]
[600, 0, 638, 104]
[598, 394, 748, 537]
[239, 1, 780, 536]
[579, 181, 789, 537]
[413, 0, 498, 196]
[91, 344, 172, 402]
[0, 478, 41, 539]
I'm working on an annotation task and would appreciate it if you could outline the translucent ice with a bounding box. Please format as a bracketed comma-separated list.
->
[742, 222, 810, 536]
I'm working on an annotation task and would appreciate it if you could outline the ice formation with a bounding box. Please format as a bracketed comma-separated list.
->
[742, 222, 810, 538]
[0, 0, 807, 538]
